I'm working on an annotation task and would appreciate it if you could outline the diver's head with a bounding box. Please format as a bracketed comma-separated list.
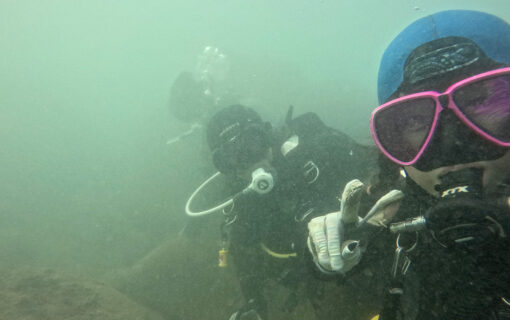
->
[169, 72, 214, 123]
[206, 104, 274, 180]
[373, 10, 510, 196]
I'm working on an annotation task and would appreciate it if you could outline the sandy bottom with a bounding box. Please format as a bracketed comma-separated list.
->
[0, 267, 165, 320]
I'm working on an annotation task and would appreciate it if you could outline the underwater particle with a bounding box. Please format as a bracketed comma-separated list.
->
[414, 6, 420, 11]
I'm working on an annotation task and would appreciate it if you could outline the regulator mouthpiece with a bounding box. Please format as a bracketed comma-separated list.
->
[244, 168, 274, 195]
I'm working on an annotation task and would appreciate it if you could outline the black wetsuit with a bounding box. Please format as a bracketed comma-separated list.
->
[365, 178, 510, 320]
[226, 112, 374, 319]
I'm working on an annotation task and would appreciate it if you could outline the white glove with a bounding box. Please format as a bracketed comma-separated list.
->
[307, 180, 364, 274]
[307, 179, 404, 274]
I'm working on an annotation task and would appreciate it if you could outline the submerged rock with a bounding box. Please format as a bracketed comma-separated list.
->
[0, 267, 165, 320]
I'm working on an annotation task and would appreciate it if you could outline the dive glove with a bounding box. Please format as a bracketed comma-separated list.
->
[228, 300, 263, 320]
[307, 179, 404, 274]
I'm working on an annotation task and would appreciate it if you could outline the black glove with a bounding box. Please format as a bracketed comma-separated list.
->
[228, 299, 263, 320]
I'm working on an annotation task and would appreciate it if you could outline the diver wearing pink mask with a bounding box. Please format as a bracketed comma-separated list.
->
[308, 10, 510, 319]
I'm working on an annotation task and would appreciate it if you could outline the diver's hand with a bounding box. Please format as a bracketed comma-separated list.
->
[307, 179, 404, 274]
[228, 310, 262, 320]
[228, 299, 263, 320]
[307, 212, 362, 274]
[229, 309, 262, 320]
[307, 180, 364, 274]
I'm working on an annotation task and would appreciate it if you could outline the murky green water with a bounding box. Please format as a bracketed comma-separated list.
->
[1, 1, 508, 319]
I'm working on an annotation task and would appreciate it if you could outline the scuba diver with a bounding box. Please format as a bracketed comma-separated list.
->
[188, 104, 375, 319]
[167, 46, 239, 145]
[307, 10, 510, 319]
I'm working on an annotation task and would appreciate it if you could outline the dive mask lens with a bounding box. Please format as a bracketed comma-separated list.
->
[452, 72, 510, 144]
[236, 125, 270, 163]
[372, 95, 437, 165]
[212, 145, 237, 174]
[212, 124, 270, 174]
[372, 68, 510, 166]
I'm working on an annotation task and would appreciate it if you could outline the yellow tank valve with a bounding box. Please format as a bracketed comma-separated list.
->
[218, 248, 228, 267]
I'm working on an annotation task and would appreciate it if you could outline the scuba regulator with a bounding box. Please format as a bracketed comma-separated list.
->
[186, 167, 275, 217]
[379, 168, 510, 320]
[186, 167, 275, 268]
[242, 167, 275, 195]
[390, 167, 510, 249]
[219, 167, 275, 268]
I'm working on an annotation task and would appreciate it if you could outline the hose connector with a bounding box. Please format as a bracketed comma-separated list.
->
[389, 216, 427, 233]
